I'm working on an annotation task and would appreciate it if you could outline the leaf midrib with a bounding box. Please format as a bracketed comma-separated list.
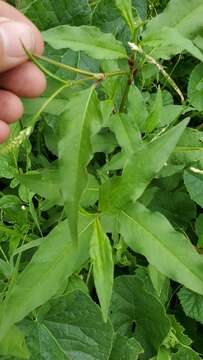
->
[122, 209, 203, 289]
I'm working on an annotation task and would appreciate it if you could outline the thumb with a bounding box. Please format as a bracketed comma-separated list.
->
[0, 17, 35, 72]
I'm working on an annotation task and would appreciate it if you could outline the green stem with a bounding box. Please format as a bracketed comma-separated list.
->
[37, 55, 129, 80]
[22, 44, 67, 84]
[129, 42, 185, 104]
[0, 78, 91, 157]
[37, 55, 104, 80]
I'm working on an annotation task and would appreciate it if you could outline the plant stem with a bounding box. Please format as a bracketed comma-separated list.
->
[129, 42, 185, 104]
[37, 55, 129, 80]
[22, 44, 67, 84]
[37, 55, 105, 80]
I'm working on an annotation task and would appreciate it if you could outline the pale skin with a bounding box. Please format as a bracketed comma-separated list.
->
[0, 0, 46, 144]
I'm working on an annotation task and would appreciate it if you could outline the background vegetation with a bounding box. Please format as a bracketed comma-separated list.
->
[0, 0, 203, 358]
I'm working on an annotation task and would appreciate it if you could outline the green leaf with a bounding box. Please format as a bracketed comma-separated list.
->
[23, 291, 114, 360]
[178, 287, 203, 325]
[172, 128, 203, 167]
[188, 63, 203, 112]
[145, 189, 196, 229]
[109, 113, 142, 154]
[148, 265, 170, 304]
[0, 326, 29, 359]
[144, 88, 163, 134]
[19, 0, 91, 30]
[195, 214, 203, 248]
[110, 275, 170, 358]
[115, 0, 135, 36]
[171, 347, 201, 360]
[184, 168, 203, 208]
[144, 0, 203, 41]
[59, 87, 101, 243]
[109, 334, 143, 360]
[19, 168, 62, 204]
[92, 0, 147, 43]
[156, 348, 171, 360]
[0, 215, 94, 340]
[43, 25, 128, 59]
[143, 27, 203, 61]
[99, 119, 188, 212]
[127, 85, 148, 131]
[119, 202, 203, 295]
[90, 218, 114, 322]
[169, 315, 192, 347]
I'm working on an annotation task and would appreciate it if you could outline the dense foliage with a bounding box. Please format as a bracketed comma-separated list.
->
[0, 0, 203, 358]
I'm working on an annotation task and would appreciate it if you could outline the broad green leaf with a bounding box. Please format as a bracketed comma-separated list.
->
[184, 168, 203, 208]
[90, 218, 114, 322]
[59, 87, 101, 243]
[43, 25, 128, 59]
[156, 348, 171, 360]
[171, 347, 201, 360]
[110, 275, 171, 358]
[19, 168, 62, 204]
[169, 316, 192, 347]
[195, 214, 203, 248]
[172, 128, 203, 167]
[178, 287, 203, 325]
[188, 63, 203, 112]
[22, 291, 114, 360]
[127, 85, 148, 131]
[19, 0, 91, 30]
[144, 0, 203, 40]
[120, 202, 203, 295]
[115, 0, 135, 36]
[144, 88, 163, 134]
[143, 27, 203, 61]
[99, 119, 188, 212]
[145, 189, 196, 229]
[109, 113, 142, 154]
[0, 326, 29, 359]
[92, 0, 147, 43]
[0, 215, 94, 340]
[109, 334, 143, 360]
[23, 97, 71, 116]
[80, 174, 99, 208]
[160, 105, 183, 127]
[148, 265, 170, 304]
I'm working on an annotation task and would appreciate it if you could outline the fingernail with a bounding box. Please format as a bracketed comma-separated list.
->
[0, 20, 35, 59]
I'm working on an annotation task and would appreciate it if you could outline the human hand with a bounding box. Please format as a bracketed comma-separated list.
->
[0, 0, 46, 144]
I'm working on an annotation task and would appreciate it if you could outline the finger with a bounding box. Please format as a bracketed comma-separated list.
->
[0, 89, 23, 123]
[0, 1, 44, 55]
[0, 61, 47, 98]
[0, 119, 10, 143]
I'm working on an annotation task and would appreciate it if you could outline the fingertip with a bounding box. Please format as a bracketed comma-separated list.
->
[0, 119, 10, 143]
[0, 62, 47, 98]
[0, 90, 23, 123]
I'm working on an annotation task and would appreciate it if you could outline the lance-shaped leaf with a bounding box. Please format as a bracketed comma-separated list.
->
[90, 218, 114, 322]
[0, 215, 94, 341]
[115, 0, 135, 36]
[43, 25, 128, 59]
[120, 202, 203, 295]
[184, 168, 203, 208]
[59, 87, 101, 243]
[99, 119, 189, 212]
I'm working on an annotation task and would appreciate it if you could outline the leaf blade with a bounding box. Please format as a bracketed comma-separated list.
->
[43, 25, 128, 59]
